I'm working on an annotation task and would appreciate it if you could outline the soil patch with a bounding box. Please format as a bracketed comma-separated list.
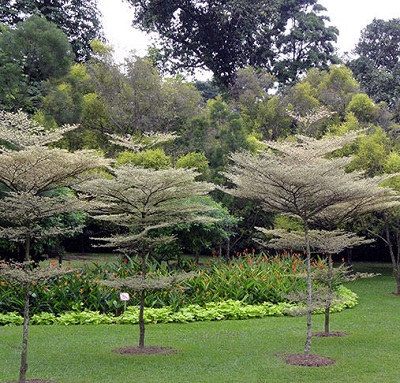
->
[313, 331, 348, 337]
[113, 346, 180, 355]
[285, 353, 336, 367]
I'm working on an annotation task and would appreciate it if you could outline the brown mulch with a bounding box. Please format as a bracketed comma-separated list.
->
[313, 331, 348, 337]
[285, 353, 336, 367]
[112, 346, 180, 355]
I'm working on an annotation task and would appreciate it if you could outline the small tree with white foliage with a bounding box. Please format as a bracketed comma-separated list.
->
[0, 111, 109, 261]
[224, 131, 399, 358]
[77, 163, 216, 348]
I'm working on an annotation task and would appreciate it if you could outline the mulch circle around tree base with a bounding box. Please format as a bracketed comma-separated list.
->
[313, 331, 348, 337]
[113, 346, 181, 355]
[285, 353, 336, 367]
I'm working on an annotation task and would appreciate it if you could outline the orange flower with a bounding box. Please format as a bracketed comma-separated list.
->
[1, 281, 5, 287]
[79, 289, 84, 294]
[51, 259, 57, 266]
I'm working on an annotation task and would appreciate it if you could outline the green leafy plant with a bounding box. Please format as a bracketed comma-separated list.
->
[0, 288, 357, 326]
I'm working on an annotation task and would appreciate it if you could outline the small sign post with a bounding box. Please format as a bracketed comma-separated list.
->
[120, 292, 130, 312]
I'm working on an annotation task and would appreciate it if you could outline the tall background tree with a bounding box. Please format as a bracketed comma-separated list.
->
[348, 18, 400, 115]
[0, 15, 74, 112]
[126, 0, 338, 88]
[0, 0, 103, 62]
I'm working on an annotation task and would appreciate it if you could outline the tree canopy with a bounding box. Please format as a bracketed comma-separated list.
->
[223, 129, 399, 355]
[0, 15, 74, 112]
[0, 111, 109, 261]
[0, 0, 103, 62]
[348, 18, 400, 111]
[126, 0, 338, 87]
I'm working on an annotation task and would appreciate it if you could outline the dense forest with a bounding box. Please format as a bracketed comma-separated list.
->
[1, 0, 400, 263]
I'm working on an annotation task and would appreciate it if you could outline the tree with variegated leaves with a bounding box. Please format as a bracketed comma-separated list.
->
[223, 130, 399, 361]
[257, 228, 374, 336]
[0, 261, 75, 383]
[76, 135, 216, 348]
[0, 111, 109, 262]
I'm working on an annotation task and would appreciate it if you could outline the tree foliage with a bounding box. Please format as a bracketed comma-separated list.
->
[126, 0, 338, 87]
[348, 18, 400, 110]
[224, 129, 399, 356]
[77, 166, 216, 254]
[0, 261, 75, 383]
[0, 16, 74, 112]
[0, 0, 103, 62]
[86, 53, 203, 138]
[0, 111, 109, 261]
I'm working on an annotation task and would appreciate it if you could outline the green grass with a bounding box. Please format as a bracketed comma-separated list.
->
[1, 263, 399, 383]
[58, 252, 120, 268]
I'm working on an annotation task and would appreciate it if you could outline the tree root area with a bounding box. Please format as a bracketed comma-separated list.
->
[113, 345, 180, 355]
[313, 331, 348, 337]
[285, 353, 336, 367]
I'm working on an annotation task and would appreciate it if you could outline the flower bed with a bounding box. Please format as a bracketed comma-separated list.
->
[0, 252, 351, 317]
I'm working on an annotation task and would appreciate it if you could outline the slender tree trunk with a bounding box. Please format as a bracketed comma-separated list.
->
[194, 250, 200, 265]
[24, 234, 31, 262]
[346, 248, 353, 274]
[394, 216, 400, 295]
[138, 252, 147, 348]
[138, 289, 146, 348]
[19, 284, 30, 383]
[324, 253, 333, 335]
[395, 266, 400, 296]
[57, 242, 64, 267]
[383, 214, 400, 294]
[304, 223, 312, 355]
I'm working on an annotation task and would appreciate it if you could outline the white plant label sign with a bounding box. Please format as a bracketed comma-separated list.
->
[119, 292, 130, 301]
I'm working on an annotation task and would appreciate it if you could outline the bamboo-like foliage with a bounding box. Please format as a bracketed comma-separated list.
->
[224, 131, 400, 355]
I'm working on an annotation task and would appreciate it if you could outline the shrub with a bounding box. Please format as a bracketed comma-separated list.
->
[0, 289, 357, 326]
[0, 251, 344, 316]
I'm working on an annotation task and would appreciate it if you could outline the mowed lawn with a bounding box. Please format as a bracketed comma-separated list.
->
[0, 263, 399, 383]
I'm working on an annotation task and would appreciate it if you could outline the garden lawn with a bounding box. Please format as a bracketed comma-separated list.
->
[0, 263, 399, 383]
